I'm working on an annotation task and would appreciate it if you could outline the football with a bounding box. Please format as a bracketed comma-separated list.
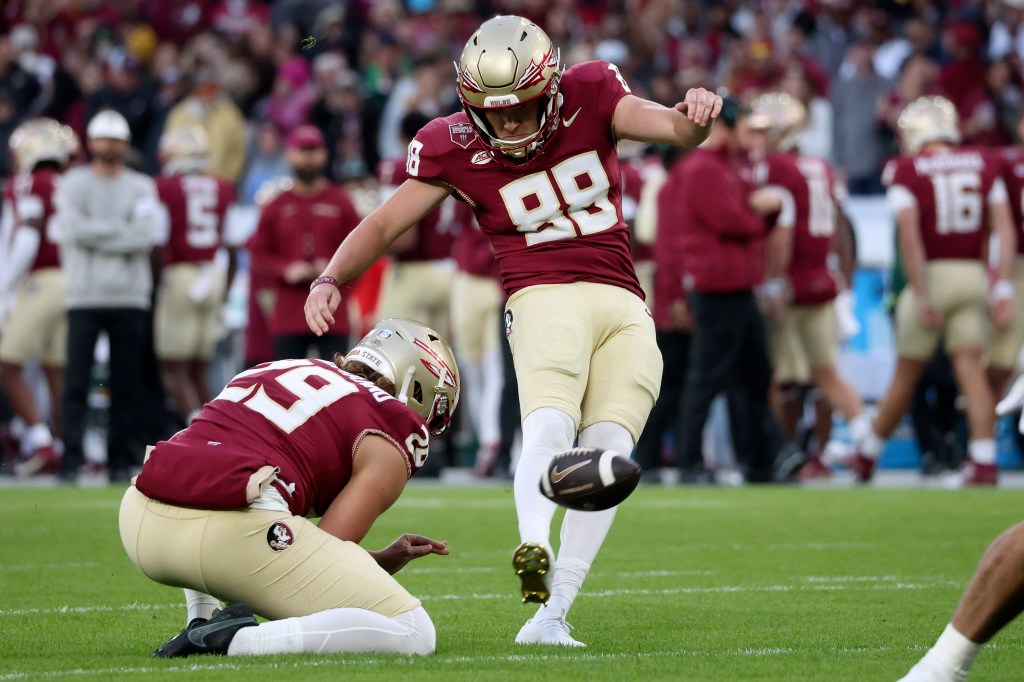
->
[539, 447, 642, 511]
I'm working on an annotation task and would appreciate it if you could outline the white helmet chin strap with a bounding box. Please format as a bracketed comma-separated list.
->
[397, 366, 416, 406]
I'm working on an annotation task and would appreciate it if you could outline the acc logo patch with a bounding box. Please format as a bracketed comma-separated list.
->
[471, 151, 492, 165]
[449, 122, 476, 149]
[267, 522, 294, 551]
[505, 310, 513, 337]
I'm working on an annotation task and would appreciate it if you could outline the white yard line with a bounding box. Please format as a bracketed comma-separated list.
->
[0, 562, 99, 571]
[16, 642, 1024, 680]
[0, 578, 964, 618]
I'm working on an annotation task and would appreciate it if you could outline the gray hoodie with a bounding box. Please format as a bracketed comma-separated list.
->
[53, 166, 159, 310]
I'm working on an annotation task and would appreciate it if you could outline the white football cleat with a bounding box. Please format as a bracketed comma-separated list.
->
[897, 657, 967, 682]
[515, 613, 586, 648]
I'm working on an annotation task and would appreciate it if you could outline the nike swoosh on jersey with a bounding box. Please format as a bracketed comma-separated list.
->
[551, 459, 592, 483]
[562, 108, 582, 128]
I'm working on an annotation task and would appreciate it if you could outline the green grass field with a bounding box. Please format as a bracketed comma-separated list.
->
[1, 483, 1023, 681]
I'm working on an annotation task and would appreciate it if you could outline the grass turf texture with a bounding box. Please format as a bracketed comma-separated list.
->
[1, 485, 1022, 681]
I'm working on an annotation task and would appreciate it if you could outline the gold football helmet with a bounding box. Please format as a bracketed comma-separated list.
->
[9, 118, 74, 172]
[746, 93, 807, 153]
[897, 96, 960, 153]
[159, 126, 211, 175]
[456, 15, 562, 160]
[346, 319, 461, 436]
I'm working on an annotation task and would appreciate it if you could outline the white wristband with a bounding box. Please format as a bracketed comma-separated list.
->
[992, 280, 1014, 301]
[761, 278, 785, 298]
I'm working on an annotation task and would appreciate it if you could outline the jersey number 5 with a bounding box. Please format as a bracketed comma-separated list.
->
[499, 150, 618, 246]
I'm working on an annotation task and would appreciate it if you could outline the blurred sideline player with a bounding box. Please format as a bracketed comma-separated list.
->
[449, 206, 505, 477]
[848, 97, 1015, 486]
[377, 111, 456, 335]
[306, 15, 721, 646]
[0, 118, 77, 476]
[743, 94, 865, 480]
[899, 378, 1024, 681]
[988, 117, 1024, 397]
[154, 126, 240, 423]
[120, 319, 458, 657]
[250, 125, 362, 361]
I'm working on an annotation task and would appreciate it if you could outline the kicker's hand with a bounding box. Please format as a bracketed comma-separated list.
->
[370, 534, 449, 575]
[305, 282, 340, 336]
[676, 88, 723, 127]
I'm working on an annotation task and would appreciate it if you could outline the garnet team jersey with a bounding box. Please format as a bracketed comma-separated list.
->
[377, 158, 455, 262]
[999, 146, 1024, 256]
[620, 159, 653, 264]
[249, 184, 362, 335]
[156, 174, 236, 265]
[755, 153, 841, 305]
[134, 359, 430, 517]
[452, 203, 499, 278]
[882, 148, 1006, 261]
[4, 169, 60, 271]
[408, 60, 643, 300]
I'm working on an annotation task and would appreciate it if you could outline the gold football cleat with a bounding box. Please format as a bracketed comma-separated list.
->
[513, 542, 552, 605]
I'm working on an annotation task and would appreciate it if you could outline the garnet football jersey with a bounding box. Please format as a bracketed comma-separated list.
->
[3, 169, 60, 271]
[452, 202, 499, 279]
[135, 358, 430, 517]
[998, 146, 1024, 256]
[882, 148, 1006, 261]
[407, 60, 643, 300]
[377, 158, 455, 262]
[156, 174, 236, 265]
[754, 153, 841, 305]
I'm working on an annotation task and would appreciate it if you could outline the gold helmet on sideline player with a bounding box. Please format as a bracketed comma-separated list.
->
[746, 92, 807, 153]
[9, 118, 75, 171]
[897, 96, 960, 154]
[159, 126, 211, 175]
[344, 319, 461, 436]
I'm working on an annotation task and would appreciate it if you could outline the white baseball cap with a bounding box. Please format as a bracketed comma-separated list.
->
[86, 110, 131, 142]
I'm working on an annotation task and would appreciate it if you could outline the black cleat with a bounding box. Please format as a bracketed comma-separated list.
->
[152, 603, 257, 658]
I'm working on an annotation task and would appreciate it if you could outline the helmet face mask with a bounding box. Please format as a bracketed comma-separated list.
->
[456, 15, 563, 162]
[898, 96, 960, 154]
[345, 319, 461, 436]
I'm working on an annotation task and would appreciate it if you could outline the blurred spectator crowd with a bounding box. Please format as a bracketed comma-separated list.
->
[2, 1, 1024, 191]
[4, 0, 1024, 483]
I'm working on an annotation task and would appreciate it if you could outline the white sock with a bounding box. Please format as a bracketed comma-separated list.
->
[861, 425, 883, 459]
[921, 624, 981, 678]
[545, 422, 633, 618]
[514, 408, 576, 546]
[461, 360, 484, 436]
[479, 350, 504, 445]
[25, 423, 54, 451]
[227, 606, 435, 656]
[848, 413, 872, 444]
[184, 589, 220, 625]
[969, 439, 996, 465]
[545, 557, 590, 620]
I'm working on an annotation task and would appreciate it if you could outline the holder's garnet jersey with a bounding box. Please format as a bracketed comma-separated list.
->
[882, 148, 1006, 262]
[408, 60, 643, 300]
[134, 359, 430, 517]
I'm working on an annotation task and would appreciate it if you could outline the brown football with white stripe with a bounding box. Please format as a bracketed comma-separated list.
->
[540, 447, 642, 511]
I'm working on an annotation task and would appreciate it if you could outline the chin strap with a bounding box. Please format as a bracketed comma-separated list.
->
[397, 366, 416, 406]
